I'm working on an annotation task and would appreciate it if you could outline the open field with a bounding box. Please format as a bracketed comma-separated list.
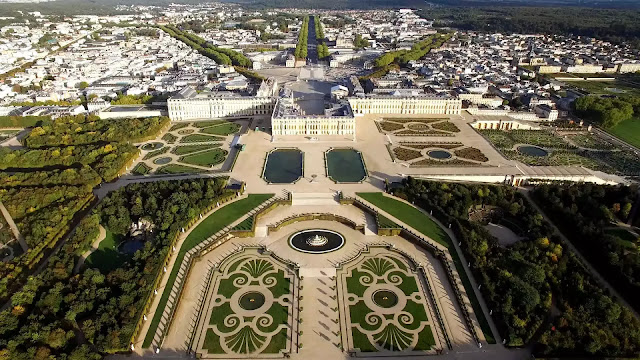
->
[608, 117, 640, 148]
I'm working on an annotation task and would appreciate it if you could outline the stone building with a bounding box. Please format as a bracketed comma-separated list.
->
[167, 86, 275, 121]
[348, 95, 462, 115]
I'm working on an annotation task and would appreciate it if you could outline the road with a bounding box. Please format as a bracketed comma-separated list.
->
[307, 15, 319, 65]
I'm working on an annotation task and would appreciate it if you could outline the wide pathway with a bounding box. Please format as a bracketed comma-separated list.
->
[73, 225, 107, 273]
[0, 200, 28, 252]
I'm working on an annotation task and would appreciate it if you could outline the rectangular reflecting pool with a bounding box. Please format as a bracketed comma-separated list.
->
[326, 148, 367, 183]
[262, 148, 304, 184]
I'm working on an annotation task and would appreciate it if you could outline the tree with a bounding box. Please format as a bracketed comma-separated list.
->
[76, 81, 89, 90]
[353, 34, 369, 49]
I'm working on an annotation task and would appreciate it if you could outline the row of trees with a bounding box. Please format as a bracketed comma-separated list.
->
[574, 95, 640, 128]
[294, 16, 309, 60]
[532, 183, 640, 313]
[314, 15, 324, 41]
[0, 179, 230, 359]
[0, 115, 48, 128]
[393, 178, 640, 356]
[0, 166, 101, 188]
[314, 16, 330, 60]
[0, 143, 137, 181]
[373, 33, 452, 68]
[110, 93, 169, 106]
[158, 25, 252, 67]
[24, 116, 170, 148]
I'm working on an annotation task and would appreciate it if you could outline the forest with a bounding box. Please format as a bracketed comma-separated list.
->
[0, 114, 164, 314]
[532, 183, 640, 313]
[0, 179, 230, 359]
[420, 7, 640, 49]
[23, 116, 169, 148]
[392, 178, 640, 357]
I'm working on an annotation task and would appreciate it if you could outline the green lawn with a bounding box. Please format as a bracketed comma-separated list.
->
[193, 120, 227, 128]
[356, 192, 496, 344]
[162, 133, 177, 144]
[85, 230, 129, 272]
[172, 144, 221, 155]
[143, 194, 273, 347]
[568, 79, 640, 97]
[180, 134, 225, 143]
[358, 193, 450, 247]
[231, 216, 254, 231]
[156, 164, 206, 174]
[131, 162, 151, 175]
[142, 147, 168, 160]
[608, 117, 640, 148]
[180, 148, 228, 167]
[200, 123, 241, 136]
[605, 228, 638, 249]
[169, 123, 189, 131]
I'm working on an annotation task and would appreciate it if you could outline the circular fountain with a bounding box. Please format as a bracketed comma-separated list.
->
[289, 229, 345, 254]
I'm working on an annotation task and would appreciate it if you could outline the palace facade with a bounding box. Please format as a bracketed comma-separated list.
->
[167, 86, 462, 137]
[348, 96, 462, 115]
[167, 87, 275, 121]
[270, 96, 355, 138]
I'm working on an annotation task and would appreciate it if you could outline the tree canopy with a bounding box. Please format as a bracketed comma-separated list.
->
[393, 178, 640, 356]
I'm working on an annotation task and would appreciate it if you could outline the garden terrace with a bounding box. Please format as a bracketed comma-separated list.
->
[390, 142, 489, 167]
[336, 246, 442, 353]
[377, 118, 460, 137]
[191, 246, 298, 357]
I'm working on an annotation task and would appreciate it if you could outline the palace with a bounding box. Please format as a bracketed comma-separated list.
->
[167, 85, 462, 137]
[270, 95, 355, 139]
[167, 86, 276, 121]
[348, 95, 462, 115]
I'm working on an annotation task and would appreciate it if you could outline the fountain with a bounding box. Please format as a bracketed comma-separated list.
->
[289, 229, 345, 253]
[306, 234, 329, 247]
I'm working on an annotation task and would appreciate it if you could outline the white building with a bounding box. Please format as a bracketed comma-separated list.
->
[167, 86, 275, 121]
[348, 95, 462, 115]
[271, 95, 355, 139]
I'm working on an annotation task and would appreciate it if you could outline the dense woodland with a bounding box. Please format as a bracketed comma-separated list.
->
[23, 116, 169, 148]
[532, 184, 640, 312]
[392, 178, 640, 356]
[421, 7, 640, 49]
[0, 179, 229, 359]
[0, 114, 164, 314]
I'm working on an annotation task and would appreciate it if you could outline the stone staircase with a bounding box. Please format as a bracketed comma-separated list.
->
[291, 192, 338, 206]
